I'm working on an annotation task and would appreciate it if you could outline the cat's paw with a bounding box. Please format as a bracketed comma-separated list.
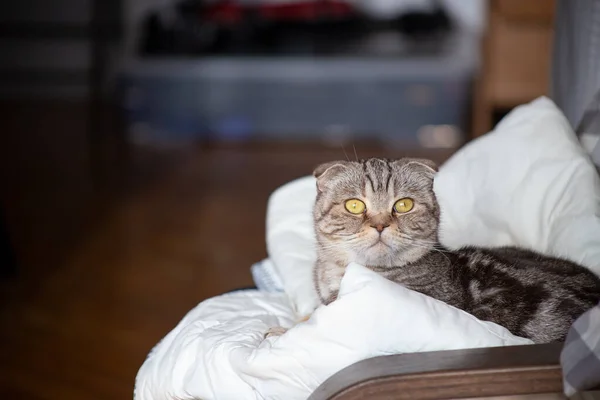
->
[264, 326, 288, 338]
[297, 315, 311, 323]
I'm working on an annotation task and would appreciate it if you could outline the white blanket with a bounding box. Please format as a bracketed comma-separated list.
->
[135, 264, 531, 400]
[135, 97, 600, 400]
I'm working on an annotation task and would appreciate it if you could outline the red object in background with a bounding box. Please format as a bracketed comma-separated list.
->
[203, 1, 243, 24]
[258, 1, 354, 20]
[202, 1, 356, 25]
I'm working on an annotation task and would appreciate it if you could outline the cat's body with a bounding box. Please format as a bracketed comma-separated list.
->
[313, 158, 600, 343]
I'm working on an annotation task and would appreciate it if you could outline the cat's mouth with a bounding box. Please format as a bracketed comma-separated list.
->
[368, 239, 391, 249]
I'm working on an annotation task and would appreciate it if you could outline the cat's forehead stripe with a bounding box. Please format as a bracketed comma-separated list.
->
[362, 161, 376, 192]
[361, 158, 393, 194]
[385, 162, 393, 192]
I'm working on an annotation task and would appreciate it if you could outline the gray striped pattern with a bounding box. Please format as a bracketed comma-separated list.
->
[561, 302, 600, 396]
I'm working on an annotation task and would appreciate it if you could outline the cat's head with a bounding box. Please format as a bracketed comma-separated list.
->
[313, 158, 440, 267]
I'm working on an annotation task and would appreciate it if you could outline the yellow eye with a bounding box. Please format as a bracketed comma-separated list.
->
[394, 198, 414, 213]
[344, 199, 366, 214]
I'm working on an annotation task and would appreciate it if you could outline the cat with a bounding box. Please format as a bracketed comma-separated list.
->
[312, 157, 600, 343]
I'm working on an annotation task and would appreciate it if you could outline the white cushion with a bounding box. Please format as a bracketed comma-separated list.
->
[435, 97, 600, 273]
[134, 264, 531, 400]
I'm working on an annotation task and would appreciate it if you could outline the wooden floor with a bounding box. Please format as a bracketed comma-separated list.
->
[0, 102, 455, 399]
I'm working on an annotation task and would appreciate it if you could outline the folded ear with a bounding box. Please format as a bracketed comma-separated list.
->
[403, 158, 438, 176]
[313, 161, 349, 192]
[392, 158, 438, 180]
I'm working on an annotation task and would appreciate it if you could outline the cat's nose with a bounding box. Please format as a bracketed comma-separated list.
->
[371, 224, 389, 233]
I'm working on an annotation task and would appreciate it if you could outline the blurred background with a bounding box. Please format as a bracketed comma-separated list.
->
[0, 0, 555, 398]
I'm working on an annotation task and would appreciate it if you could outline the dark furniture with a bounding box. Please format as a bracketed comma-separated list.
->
[309, 343, 592, 399]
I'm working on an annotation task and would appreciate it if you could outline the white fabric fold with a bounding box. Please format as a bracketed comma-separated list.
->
[135, 265, 531, 400]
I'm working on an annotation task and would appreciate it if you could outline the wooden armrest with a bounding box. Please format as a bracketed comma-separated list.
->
[309, 343, 565, 400]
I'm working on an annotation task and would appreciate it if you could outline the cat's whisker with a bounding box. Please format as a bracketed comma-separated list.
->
[398, 232, 437, 239]
[397, 239, 453, 261]
[352, 143, 358, 161]
[397, 236, 446, 247]
[414, 244, 452, 256]
[341, 145, 350, 161]
[397, 233, 439, 244]
[317, 241, 354, 251]
[317, 243, 342, 250]
[398, 237, 452, 252]
[430, 247, 452, 265]
[403, 240, 441, 247]
[397, 237, 453, 264]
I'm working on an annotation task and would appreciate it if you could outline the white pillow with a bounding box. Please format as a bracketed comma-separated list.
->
[268, 96, 600, 315]
[134, 264, 531, 400]
[435, 96, 600, 273]
[266, 176, 320, 316]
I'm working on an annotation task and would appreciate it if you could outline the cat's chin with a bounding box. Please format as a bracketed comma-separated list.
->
[354, 240, 432, 267]
[356, 243, 398, 267]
